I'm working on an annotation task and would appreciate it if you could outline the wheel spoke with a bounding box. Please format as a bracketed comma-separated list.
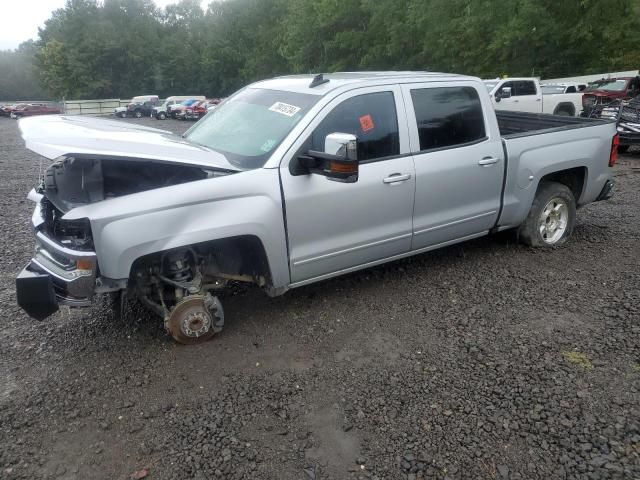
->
[539, 224, 547, 237]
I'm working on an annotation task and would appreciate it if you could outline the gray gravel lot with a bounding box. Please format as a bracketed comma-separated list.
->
[1, 115, 639, 480]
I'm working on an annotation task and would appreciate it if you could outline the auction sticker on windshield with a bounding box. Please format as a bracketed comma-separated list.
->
[269, 102, 301, 117]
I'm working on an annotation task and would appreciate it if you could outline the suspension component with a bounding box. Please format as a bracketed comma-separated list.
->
[163, 249, 194, 283]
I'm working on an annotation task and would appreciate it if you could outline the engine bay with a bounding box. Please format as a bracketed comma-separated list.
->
[42, 156, 230, 213]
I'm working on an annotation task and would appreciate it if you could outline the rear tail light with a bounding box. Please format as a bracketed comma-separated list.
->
[609, 134, 619, 167]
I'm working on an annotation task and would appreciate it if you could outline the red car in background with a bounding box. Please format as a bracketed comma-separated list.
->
[582, 76, 640, 116]
[1, 103, 26, 116]
[10, 104, 61, 119]
[185, 100, 209, 120]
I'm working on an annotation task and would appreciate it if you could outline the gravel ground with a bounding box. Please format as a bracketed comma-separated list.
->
[0, 115, 639, 480]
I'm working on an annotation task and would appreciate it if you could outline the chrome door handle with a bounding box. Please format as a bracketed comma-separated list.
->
[383, 173, 411, 184]
[478, 157, 499, 166]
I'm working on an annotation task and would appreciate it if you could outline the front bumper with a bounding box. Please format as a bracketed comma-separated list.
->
[16, 198, 98, 319]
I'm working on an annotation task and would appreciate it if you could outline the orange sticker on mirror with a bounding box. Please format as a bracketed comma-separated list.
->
[359, 114, 374, 132]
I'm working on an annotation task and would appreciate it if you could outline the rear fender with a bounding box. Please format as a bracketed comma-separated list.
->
[499, 125, 615, 227]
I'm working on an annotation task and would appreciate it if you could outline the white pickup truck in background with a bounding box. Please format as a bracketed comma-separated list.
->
[484, 77, 583, 116]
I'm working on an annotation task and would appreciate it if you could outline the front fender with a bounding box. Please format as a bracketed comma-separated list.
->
[64, 168, 289, 287]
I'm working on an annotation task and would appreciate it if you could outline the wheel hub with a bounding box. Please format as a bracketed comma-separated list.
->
[166, 294, 224, 344]
[182, 311, 211, 338]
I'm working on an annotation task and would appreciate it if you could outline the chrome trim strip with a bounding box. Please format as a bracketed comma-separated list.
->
[413, 211, 497, 236]
[30, 229, 97, 299]
[31, 257, 95, 298]
[292, 232, 412, 267]
[31, 201, 45, 229]
[36, 231, 97, 260]
[289, 231, 487, 288]
[27, 189, 43, 203]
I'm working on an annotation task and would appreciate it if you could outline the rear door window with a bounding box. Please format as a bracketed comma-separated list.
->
[513, 81, 537, 96]
[410, 86, 486, 151]
[310, 92, 400, 161]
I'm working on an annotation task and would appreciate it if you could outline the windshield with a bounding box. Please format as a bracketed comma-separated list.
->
[542, 85, 567, 94]
[593, 79, 627, 92]
[185, 88, 319, 169]
[484, 81, 499, 92]
[180, 99, 198, 106]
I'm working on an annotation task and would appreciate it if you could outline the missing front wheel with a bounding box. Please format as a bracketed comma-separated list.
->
[165, 293, 224, 345]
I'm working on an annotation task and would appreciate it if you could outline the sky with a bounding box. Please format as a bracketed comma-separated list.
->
[0, 0, 206, 50]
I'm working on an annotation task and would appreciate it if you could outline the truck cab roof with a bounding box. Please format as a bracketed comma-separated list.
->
[252, 71, 474, 96]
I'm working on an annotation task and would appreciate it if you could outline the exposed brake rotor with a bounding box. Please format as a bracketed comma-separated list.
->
[166, 294, 224, 345]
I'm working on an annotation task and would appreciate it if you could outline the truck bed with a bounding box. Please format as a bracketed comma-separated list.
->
[496, 110, 614, 138]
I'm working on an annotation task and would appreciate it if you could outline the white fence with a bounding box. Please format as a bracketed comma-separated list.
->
[0, 98, 132, 116]
[62, 98, 131, 115]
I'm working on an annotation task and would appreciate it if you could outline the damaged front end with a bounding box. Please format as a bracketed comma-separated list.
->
[16, 154, 233, 322]
[17, 189, 98, 319]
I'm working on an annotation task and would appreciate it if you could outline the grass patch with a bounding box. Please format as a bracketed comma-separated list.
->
[562, 351, 593, 370]
[633, 363, 640, 373]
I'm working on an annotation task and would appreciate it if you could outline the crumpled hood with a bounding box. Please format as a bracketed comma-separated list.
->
[18, 114, 239, 171]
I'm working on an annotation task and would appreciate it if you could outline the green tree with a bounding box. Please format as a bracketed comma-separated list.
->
[0, 41, 50, 100]
[29, 0, 640, 100]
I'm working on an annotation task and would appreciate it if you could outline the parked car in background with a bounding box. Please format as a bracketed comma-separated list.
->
[8, 104, 46, 117]
[10, 104, 61, 118]
[485, 77, 583, 116]
[581, 77, 640, 117]
[152, 95, 205, 119]
[0, 103, 20, 117]
[16, 72, 617, 344]
[541, 82, 587, 94]
[0, 104, 22, 116]
[172, 99, 201, 119]
[114, 95, 159, 118]
[184, 101, 208, 120]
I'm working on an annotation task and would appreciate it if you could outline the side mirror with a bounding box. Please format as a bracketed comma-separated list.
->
[498, 87, 512, 100]
[295, 132, 359, 183]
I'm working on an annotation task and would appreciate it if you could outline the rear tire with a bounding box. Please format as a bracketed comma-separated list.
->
[518, 181, 576, 247]
[134, 110, 142, 118]
[158, 112, 166, 120]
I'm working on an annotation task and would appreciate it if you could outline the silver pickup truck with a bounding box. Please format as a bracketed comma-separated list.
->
[16, 72, 618, 344]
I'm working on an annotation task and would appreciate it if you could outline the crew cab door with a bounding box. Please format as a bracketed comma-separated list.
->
[280, 86, 415, 284]
[494, 80, 542, 113]
[401, 82, 504, 250]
